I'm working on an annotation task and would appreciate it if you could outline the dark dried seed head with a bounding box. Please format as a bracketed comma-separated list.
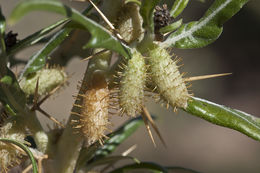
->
[4, 31, 18, 50]
[154, 4, 172, 31]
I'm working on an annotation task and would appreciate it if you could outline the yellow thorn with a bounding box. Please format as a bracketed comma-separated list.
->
[142, 106, 167, 147]
[37, 108, 64, 128]
[81, 49, 108, 61]
[122, 144, 137, 156]
[71, 112, 82, 117]
[185, 73, 232, 82]
[118, 65, 124, 70]
[87, 0, 123, 40]
[173, 106, 178, 112]
[99, 139, 104, 146]
[73, 104, 83, 108]
[166, 102, 169, 109]
[78, 94, 87, 98]
[141, 112, 157, 147]
[74, 125, 82, 128]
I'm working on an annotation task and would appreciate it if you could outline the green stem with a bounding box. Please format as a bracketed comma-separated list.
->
[50, 117, 84, 173]
[136, 30, 155, 54]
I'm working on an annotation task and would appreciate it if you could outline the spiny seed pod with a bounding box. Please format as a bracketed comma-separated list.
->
[118, 50, 146, 117]
[72, 73, 109, 146]
[19, 66, 67, 97]
[0, 121, 26, 172]
[148, 46, 189, 109]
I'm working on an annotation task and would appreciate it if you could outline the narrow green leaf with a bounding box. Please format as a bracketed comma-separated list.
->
[4, 103, 16, 116]
[170, 0, 189, 18]
[167, 166, 201, 173]
[0, 6, 7, 74]
[84, 156, 139, 172]
[75, 117, 144, 170]
[140, 0, 160, 32]
[0, 138, 38, 173]
[9, 0, 98, 59]
[93, 117, 144, 160]
[185, 97, 260, 141]
[109, 162, 168, 173]
[7, 18, 69, 56]
[0, 68, 26, 113]
[0, 7, 5, 35]
[8, 0, 100, 58]
[20, 29, 71, 77]
[9, 0, 130, 58]
[18, 0, 97, 77]
[159, 19, 183, 34]
[161, 0, 249, 49]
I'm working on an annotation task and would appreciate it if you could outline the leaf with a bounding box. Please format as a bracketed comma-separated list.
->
[20, 29, 72, 77]
[17, 0, 98, 77]
[109, 162, 168, 173]
[0, 6, 7, 73]
[0, 68, 26, 114]
[76, 117, 144, 170]
[185, 97, 260, 141]
[75, 118, 143, 171]
[92, 117, 144, 160]
[159, 19, 183, 34]
[0, 7, 5, 35]
[9, 0, 130, 59]
[8, 0, 100, 58]
[161, 0, 249, 49]
[84, 156, 139, 172]
[0, 138, 38, 173]
[170, 0, 190, 18]
[140, 0, 160, 32]
[7, 18, 69, 56]
[167, 166, 201, 173]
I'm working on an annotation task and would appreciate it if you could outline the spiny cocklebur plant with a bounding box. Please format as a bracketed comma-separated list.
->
[0, 0, 258, 172]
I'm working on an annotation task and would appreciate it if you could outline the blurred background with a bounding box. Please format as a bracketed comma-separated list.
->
[2, 0, 260, 172]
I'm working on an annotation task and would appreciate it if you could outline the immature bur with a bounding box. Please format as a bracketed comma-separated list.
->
[118, 50, 146, 117]
[19, 66, 67, 97]
[72, 73, 110, 146]
[148, 46, 190, 109]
